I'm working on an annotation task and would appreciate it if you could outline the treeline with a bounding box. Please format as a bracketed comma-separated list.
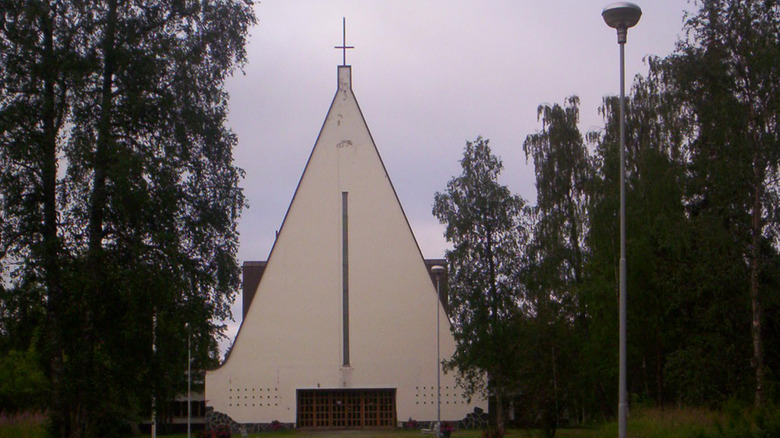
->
[0, 1, 255, 437]
[435, 0, 779, 433]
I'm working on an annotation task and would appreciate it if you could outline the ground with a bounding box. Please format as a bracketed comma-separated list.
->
[0, 407, 731, 438]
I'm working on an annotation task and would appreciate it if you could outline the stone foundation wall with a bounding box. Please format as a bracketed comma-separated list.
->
[400, 408, 489, 430]
[458, 407, 489, 429]
[204, 408, 293, 434]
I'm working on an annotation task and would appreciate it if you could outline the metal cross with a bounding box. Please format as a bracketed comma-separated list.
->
[334, 17, 354, 66]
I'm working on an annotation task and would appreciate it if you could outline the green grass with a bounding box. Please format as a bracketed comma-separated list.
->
[0, 412, 47, 438]
[549, 407, 721, 438]
[0, 407, 735, 438]
[136, 409, 718, 438]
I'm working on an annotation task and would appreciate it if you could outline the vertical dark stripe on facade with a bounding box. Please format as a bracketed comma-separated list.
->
[342, 191, 350, 366]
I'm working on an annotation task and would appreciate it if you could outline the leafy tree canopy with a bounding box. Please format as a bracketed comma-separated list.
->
[434, 137, 528, 430]
[0, 0, 255, 435]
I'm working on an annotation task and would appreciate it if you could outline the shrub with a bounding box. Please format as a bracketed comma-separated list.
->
[0, 350, 48, 413]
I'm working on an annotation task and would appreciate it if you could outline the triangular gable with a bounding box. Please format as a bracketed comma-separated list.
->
[206, 66, 483, 426]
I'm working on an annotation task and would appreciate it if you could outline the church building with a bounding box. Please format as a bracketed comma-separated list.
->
[204, 60, 485, 429]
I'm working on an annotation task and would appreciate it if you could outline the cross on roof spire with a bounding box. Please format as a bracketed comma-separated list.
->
[334, 17, 354, 66]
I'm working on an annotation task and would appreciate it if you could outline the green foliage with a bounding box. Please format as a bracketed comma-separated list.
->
[519, 97, 591, 430]
[435, 1, 779, 423]
[523, 96, 590, 315]
[0, 0, 255, 436]
[433, 137, 527, 428]
[674, 0, 780, 406]
[571, 0, 779, 413]
[0, 284, 45, 353]
[0, 349, 49, 412]
[499, 0, 780, 424]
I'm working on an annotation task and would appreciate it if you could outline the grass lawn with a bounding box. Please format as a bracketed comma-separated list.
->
[0, 412, 47, 438]
[136, 408, 719, 438]
[138, 431, 545, 438]
[138, 408, 721, 438]
[1, 407, 724, 438]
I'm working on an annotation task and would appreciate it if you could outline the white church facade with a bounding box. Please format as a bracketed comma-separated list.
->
[204, 64, 485, 429]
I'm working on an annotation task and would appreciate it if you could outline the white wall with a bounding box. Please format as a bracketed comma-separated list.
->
[206, 66, 484, 425]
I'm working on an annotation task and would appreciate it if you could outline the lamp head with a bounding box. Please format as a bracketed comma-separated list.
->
[431, 265, 446, 277]
[603, 2, 641, 43]
[602, 2, 642, 29]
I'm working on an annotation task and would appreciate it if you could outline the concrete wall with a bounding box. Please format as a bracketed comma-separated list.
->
[206, 66, 484, 425]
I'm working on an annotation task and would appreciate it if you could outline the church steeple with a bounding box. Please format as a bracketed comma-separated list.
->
[334, 17, 354, 66]
[205, 22, 485, 427]
[338, 65, 351, 92]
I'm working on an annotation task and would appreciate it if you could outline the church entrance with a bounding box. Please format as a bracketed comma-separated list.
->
[296, 388, 396, 428]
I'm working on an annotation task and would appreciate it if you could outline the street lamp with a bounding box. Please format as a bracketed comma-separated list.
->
[187, 327, 192, 438]
[602, 3, 641, 438]
[431, 265, 446, 437]
[152, 309, 157, 438]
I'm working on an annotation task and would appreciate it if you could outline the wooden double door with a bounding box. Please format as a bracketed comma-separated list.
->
[297, 388, 396, 428]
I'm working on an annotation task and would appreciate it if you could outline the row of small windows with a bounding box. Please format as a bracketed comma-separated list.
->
[416, 401, 468, 405]
[229, 387, 278, 392]
[229, 387, 279, 407]
[232, 386, 457, 392]
[415, 385, 464, 401]
[229, 403, 278, 407]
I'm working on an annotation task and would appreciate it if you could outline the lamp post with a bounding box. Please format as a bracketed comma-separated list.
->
[602, 4, 641, 438]
[152, 309, 157, 438]
[431, 265, 446, 437]
[187, 327, 192, 438]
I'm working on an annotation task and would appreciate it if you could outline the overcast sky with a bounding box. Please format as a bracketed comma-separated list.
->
[220, 0, 692, 347]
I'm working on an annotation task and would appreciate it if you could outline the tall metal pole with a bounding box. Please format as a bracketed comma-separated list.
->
[152, 309, 157, 438]
[188, 332, 192, 438]
[436, 275, 441, 433]
[618, 35, 628, 438]
[602, 4, 641, 438]
[431, 265, 446, 437]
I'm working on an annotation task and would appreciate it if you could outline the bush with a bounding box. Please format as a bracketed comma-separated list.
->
[0, 350, 48, 413]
